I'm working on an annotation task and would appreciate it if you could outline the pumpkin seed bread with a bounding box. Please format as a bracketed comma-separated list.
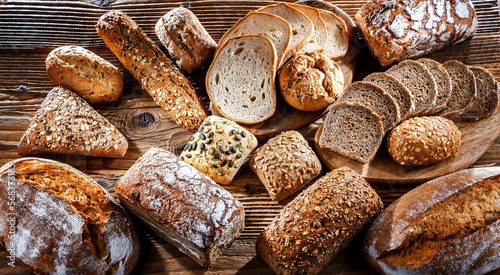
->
[459, 66, 499, 121]
[180, 116, 258, 185]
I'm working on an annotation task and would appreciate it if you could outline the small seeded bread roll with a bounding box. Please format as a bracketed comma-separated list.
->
[279, 52, 344, 111]
[46, 46, 123, 105]
[250, 130, 322, 201]
[387, 116, 461, 166]
[180, 116, 258, 185]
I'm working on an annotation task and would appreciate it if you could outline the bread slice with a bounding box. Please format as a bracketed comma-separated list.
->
[386, 60, 437, 116]
[417, 58, 453, 114]
[338, 81, 400, 133]
[459, 66, 499, 121]
[318, 9, 348, 60]
[438, 60, 477, 120]
[319, 102, 384, 163]
[256, 3, 313, 60]
[18, 86, 128, 158]
[290, 4, 327, 53]
[219, 12, 291, 67]
[206, 35, 277, 124]
[364, 72, 414, 122]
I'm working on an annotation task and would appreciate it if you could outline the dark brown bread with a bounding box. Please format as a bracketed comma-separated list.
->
[417, 58, 453, 114]
[0, 158, 140, 274]
[364, 167, 500, 275]
[18, 87, 128, 158]
[460, 66, 499, 121]
[96, 10, 208, 132]
[257, 167, 383, 275]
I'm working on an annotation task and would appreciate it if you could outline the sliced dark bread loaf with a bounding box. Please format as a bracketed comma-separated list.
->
[364, 72, 413, 122]
[338, 81, 399, 133]
[459, 66, 499, 121]
[438, 60, 477, 120]
[418, 58, 453, 114]
[386, 60, 437, 116]
[319, 102, 384, 163]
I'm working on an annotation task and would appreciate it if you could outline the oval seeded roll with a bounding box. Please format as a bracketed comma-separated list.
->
[387, 116, 461, 166]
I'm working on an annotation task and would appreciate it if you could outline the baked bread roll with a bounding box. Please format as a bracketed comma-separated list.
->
[355, 0, 478, 67]
[279, 52, 344, 111]
[115, 147, 244, 267]
[180, 115, 258, 185]
[387, 116, 461, 166]
[256, 167, 383, 275]
[0, 158, 140, 274]
[250, 130, 321, 201]
[155, 7, 217, 74]
[364, 167, 500, 275]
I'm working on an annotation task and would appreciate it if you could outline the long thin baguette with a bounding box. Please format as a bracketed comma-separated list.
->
[96, 10, 208, 132]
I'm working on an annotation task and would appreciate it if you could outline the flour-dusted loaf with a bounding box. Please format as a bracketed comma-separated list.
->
[355, 0, 478, 67]
[319, 102, 384, 163]
[291, 3, 327, 54]
[97, 10, 208, 132]
[364, 167, 500, 275]
[438, 60, 477, 119]
[46, 46, 123, 105]
[318, 9, 348, 60]
[459, 66, 498, 121]
[115, 147, 245, 268]
[0, 158, 140, 274]
[155, 7, 217, 74]
[18, 87, 128, 158]
[219, 12, 291, 67]
[180, 116, 258, 185]
[417, 58, 453, 114]
[250, 130, 322, 201]
[257, 167, 383, 275]
[206, 35, 277, 124]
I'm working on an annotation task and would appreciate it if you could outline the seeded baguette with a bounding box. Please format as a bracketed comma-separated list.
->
[96, 10, 208, 132]
[417, 58, 453, 114]
[459, 66, 499, 121]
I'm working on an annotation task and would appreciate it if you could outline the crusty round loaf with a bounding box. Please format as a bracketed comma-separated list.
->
[279, 52, 344, 111]
[387, 116, 461, 166]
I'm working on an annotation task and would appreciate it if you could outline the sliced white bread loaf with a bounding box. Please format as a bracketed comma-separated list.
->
[256, 3, 313, 60]
[459, 66, 499, 121]
[290, 4, 327, 54]
[418, 58, 453, 114]
[318, 9, 348, 60]
[218, 12, 291, 67]
[206, 35, 277, 124]
[319, 102, 384, 163]
[364, 72, 414, 122]
[386, 60, 437, 116]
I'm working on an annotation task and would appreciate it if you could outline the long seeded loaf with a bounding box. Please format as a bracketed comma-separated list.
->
[290, 4, 327, 54]
[459, 66, 498, 121]
[317, 9, 348, 60]
[417, 58, 453, 114]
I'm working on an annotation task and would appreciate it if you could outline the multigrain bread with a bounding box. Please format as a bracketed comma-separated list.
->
[364, 167, 500, 275]
[18, 87, 128, 158]
[459, 66, 499, 121]
[256, 167, 383, 275]
[387, 116, 461, 166]
[317, 9, 348, 60]
[96, 10, 208, 132]
[115, 147, 244, 268]
[206, 35, 277, 124]
[291, 4, 327, 53]
[355, 0, 478, 67]
[417, 58, 453, 114]
[46, 46, 123, 104]
[278, 52, 344, 111]
[319, 102, 384, 163]
[438, 60, 477, 120]
[338, 81, 399, 132]
[364, 72, 413, 121]
[0, 158, 140, 274]
[179, 116, 258, 185]
[155, 7, 217, 74]
[250, 130, 322, 201]
[386, 60, 437, 116]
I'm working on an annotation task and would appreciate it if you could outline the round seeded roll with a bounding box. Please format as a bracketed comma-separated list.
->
[387, 116, 461, 166]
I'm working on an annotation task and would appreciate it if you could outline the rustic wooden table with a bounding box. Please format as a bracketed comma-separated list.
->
[1, 0, 500, 274]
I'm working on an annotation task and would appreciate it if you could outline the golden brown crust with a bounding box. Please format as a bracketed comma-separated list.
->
[96, 10, 208, 132]
[46, 46, 123, 104]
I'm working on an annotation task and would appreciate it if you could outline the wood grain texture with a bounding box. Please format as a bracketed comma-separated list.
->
[0, 0, 500, 274]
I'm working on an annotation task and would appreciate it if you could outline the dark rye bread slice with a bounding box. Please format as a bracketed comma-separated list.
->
[438, 60, 477, 120]
[319, 102, 384, 164]
[386, 60, 437, 116]
[338, 81, 399, 133]
[364, 72, 413, 122]
[460, 66, 499, 121]
[418, 58, 453, 114]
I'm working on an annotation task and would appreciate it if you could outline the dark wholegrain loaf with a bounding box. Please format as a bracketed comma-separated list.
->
[459, 66, 499, 121]
[418, 58, 453, 114]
